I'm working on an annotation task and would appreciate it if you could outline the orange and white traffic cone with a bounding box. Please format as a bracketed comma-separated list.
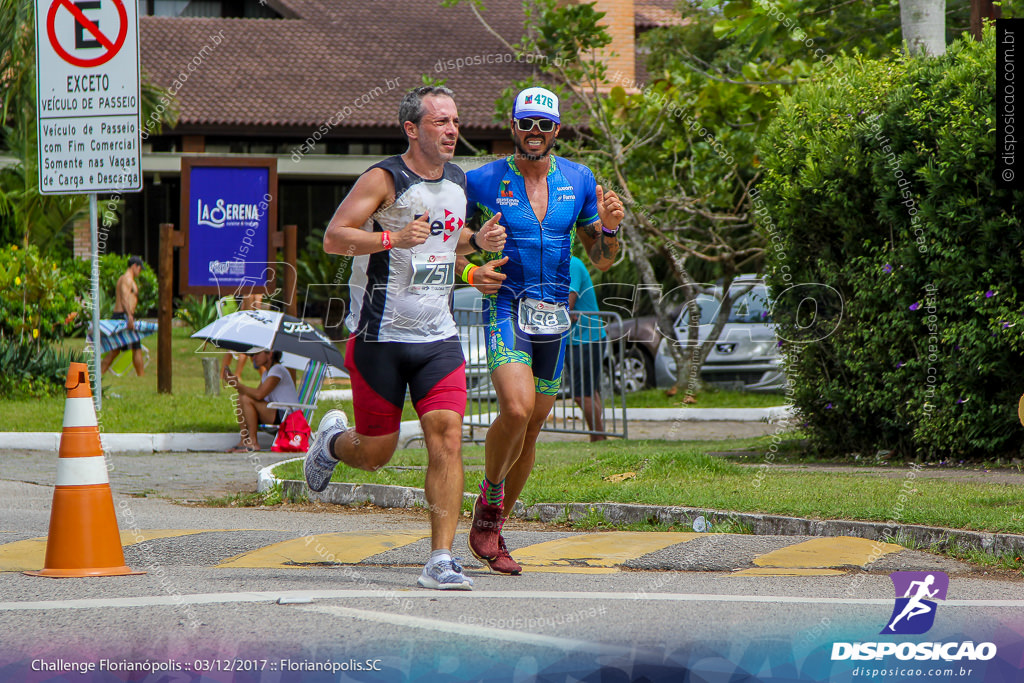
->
[25, 362, 143, 578]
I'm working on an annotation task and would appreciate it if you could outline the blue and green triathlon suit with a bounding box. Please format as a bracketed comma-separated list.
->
[466, 155, 600, 395]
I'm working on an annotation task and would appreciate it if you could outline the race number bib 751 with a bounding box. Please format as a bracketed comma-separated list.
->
[517, 298, 571, 334]
[409, 253, 455, 294]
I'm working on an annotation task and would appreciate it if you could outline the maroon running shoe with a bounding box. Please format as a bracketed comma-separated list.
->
[488, 534, 522, 575]
[469, 494, 502, 561]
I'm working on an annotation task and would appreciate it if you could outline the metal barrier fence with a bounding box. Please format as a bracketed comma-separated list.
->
[453, 297, 628, 441]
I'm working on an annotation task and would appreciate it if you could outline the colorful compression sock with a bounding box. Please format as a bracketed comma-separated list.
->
[479, 477, 504, 506]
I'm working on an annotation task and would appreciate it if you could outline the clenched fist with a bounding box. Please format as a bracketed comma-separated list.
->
[392, 211, 432, 249]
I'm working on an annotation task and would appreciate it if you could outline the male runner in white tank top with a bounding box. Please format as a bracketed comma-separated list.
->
[305, 86, 506, 590]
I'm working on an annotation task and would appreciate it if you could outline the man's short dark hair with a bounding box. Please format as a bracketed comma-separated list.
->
[128, 256, 144, 268]
[398, 86, 456, 128]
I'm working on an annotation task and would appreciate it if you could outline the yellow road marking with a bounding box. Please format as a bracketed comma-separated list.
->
[513, 532, 700, 569]
[734, 567, 847, 576]
[217, 531, 430, 569]
[752, 536, 903, 569]
[0, 540, 48, 572]
[5, 530, 905, 575]
[0, 530, 223, 573]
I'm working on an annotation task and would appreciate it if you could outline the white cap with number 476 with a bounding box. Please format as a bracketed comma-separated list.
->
[513, 87, 560, 123]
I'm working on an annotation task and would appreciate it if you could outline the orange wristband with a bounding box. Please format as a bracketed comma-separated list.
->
[463, 264, 479, 284]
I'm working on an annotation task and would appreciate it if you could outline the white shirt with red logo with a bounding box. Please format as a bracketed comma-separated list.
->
[346, 156, 466, 343]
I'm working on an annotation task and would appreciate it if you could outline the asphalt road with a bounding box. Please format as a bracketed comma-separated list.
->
[1, 472, 1022, 682]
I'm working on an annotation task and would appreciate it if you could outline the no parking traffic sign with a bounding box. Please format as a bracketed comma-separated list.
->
[35, 0, 141, 194]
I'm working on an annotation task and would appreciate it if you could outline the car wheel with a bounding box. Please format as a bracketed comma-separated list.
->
[609, 346, 653, 393]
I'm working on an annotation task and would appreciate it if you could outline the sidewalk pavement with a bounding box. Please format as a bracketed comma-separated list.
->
[0, 406, 792, 453]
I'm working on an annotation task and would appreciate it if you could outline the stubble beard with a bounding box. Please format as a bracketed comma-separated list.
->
[513, 133, 555, 162]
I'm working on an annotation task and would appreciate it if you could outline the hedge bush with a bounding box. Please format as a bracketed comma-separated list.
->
[756, 29, 1023, 461]
[65, 253, 159, 320]
[0, 244, 84, 343]
[0, 337, 84, 398]
[174, 294, 221, 333]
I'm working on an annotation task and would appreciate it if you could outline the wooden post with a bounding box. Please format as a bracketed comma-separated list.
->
[284, 224, 298, 317]
[158, 223, 183, 394]
[201, 357, 221, 396]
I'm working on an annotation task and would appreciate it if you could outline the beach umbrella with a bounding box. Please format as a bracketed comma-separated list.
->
[191, 310, 344, 370]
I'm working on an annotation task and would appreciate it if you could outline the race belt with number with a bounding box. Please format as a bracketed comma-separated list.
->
[409, 253, 455, 294]
[517, 298, 571, 334]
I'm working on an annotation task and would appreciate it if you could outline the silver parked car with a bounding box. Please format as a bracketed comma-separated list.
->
[452, 286, 494, 395]
[604, 276, 786, 393]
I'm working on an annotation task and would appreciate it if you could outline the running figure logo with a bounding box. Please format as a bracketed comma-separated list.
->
[881, 571, 949, 635]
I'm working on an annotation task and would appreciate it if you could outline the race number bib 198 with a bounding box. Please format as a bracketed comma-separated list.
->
[517, 298, 571, 334]
[409, 253, 455, 294]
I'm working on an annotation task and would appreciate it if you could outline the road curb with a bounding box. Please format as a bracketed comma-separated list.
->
[0, 432, 271, 453]
[0, 407, 792, 453]
[522, 502, 1024, 557]
[263, 464, 1024, 558]
[262, 461, 529, 516]
[256, 456, 300, 493]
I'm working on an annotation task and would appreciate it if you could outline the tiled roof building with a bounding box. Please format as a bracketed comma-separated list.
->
[96, 0, 684, 269]
[140, 1, 535, 135]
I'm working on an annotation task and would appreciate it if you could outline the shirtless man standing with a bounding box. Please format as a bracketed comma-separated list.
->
[101, 256, 145, 376]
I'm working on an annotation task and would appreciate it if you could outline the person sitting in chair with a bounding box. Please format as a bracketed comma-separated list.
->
[224, 347, 299, 452]
[220, 292, 265, 382]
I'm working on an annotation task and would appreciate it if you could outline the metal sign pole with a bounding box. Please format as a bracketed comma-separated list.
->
[90, 193, 101, 412]
[36, 0, 142, 408]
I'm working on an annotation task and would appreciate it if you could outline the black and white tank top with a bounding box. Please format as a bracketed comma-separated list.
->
[346, 156, 467, 342]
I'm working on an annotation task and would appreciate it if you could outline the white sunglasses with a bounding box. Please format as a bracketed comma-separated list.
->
[515, 117, 557, 133]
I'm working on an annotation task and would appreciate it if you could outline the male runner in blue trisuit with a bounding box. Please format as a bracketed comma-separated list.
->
[458, 87, 624, 574]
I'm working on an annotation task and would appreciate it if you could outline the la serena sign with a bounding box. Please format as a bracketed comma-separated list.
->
[35, 0, 142, 195]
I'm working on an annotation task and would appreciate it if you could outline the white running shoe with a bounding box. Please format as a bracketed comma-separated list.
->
[417, 557, 474, 590]
[303, 410, 348, 492]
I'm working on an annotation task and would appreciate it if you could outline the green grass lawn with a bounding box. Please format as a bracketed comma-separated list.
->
[273, 437, 1024, 535]
[10, 328, 783, 432]
[10, 327, 363, 432]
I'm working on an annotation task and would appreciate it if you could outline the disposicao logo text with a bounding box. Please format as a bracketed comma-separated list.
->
[830, 572, 997, 663]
